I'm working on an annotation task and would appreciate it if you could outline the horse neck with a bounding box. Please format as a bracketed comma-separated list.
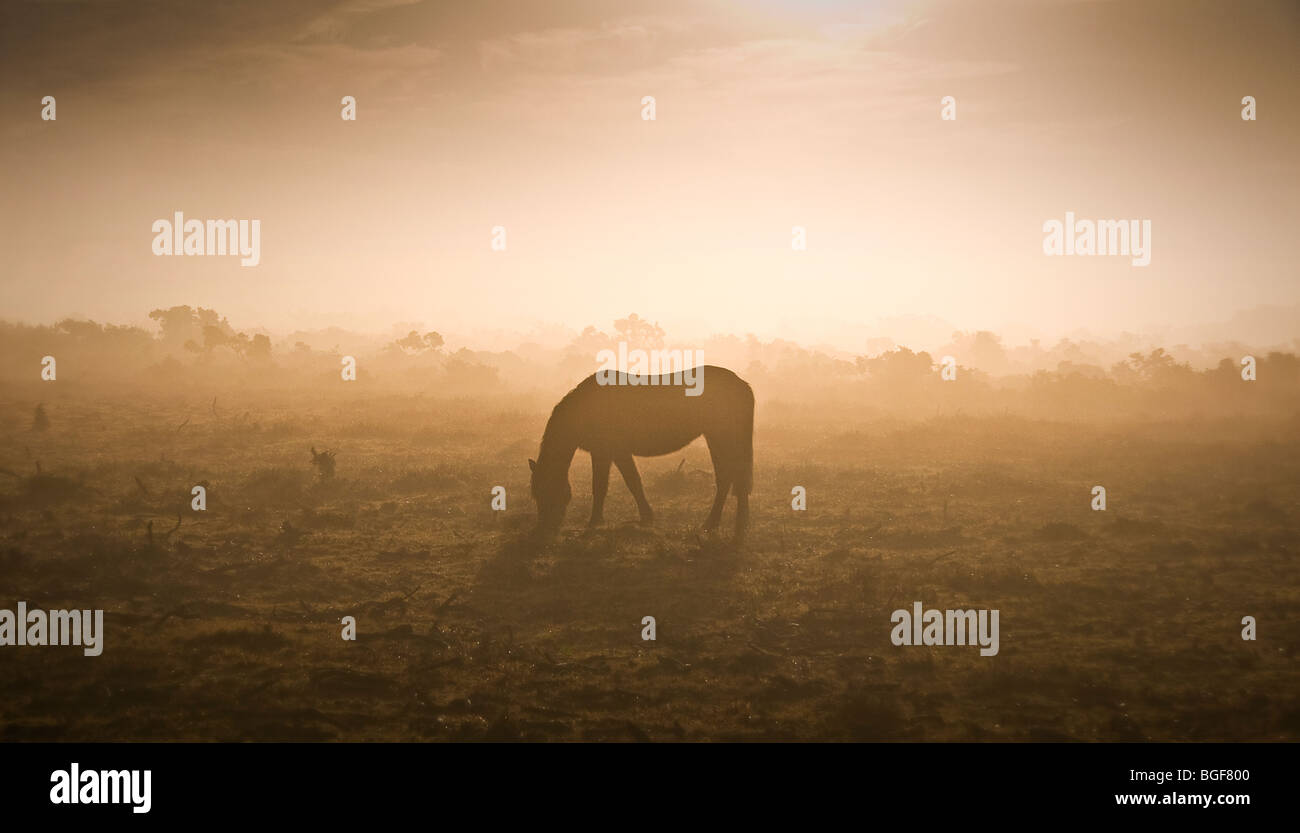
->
[538, 409, 579, 476]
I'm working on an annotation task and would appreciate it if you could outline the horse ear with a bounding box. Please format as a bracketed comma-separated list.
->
[528, 458, 536, 472]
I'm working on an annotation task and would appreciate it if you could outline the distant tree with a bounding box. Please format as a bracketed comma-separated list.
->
[194, 308, 228, 331]
[614, 313, 665, 350]
[55, 319, 104, 340]
[567, 325, 615, 355]
[970, 331, 1008, 374]
[248, 333, 272, 360]
[202, 324, 233, 352]
[942, 330, 1009, 375]
[150, 306, 244, 354]
[1055, 360, 1107, 380]
[857, 347, 935, 384]
[32, 404, 49, 432]
[1264, 351, 1299, 380]
[1117, 348, 1194, 385]
[393, 330, 444, 354]
[149, 306, 198, 349]
[1124, 349, 1172, 379]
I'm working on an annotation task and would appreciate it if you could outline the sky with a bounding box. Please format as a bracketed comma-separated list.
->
[1, 0, 1297, 352]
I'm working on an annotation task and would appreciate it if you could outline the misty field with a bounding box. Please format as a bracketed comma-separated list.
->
[1, 385, 1297, 741]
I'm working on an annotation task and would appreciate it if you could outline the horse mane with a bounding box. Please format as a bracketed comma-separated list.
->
[536, 387, 583, 468]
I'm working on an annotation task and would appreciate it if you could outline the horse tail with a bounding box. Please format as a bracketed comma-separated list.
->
[737, 381, 754, 495]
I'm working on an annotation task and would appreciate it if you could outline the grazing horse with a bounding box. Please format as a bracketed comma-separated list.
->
[529, 365, 754, 540]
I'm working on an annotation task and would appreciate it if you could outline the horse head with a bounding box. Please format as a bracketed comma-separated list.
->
[529, 457, 571, 534]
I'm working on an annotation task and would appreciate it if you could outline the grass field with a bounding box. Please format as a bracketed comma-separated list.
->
[1, 385, 1297, 740]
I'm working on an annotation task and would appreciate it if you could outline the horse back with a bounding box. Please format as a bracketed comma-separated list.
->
[562, 365, 753, 456]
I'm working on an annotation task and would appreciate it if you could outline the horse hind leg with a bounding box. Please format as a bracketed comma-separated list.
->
[704, 476, 733, 533]
[733, 487, 749, 543]
[703, 435, 734, 533]
[706, 431, 750, 542]
[734, 401, 754, 542]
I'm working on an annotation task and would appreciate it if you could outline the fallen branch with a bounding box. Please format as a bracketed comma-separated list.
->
[921, 549, 958, 567]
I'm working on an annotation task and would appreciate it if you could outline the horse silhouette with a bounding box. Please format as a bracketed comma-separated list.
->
[529, 365, 753, 540]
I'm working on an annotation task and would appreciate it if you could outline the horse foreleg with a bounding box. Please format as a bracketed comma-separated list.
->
[589, 452, 611, 527]
[614, 454, 654, 524]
